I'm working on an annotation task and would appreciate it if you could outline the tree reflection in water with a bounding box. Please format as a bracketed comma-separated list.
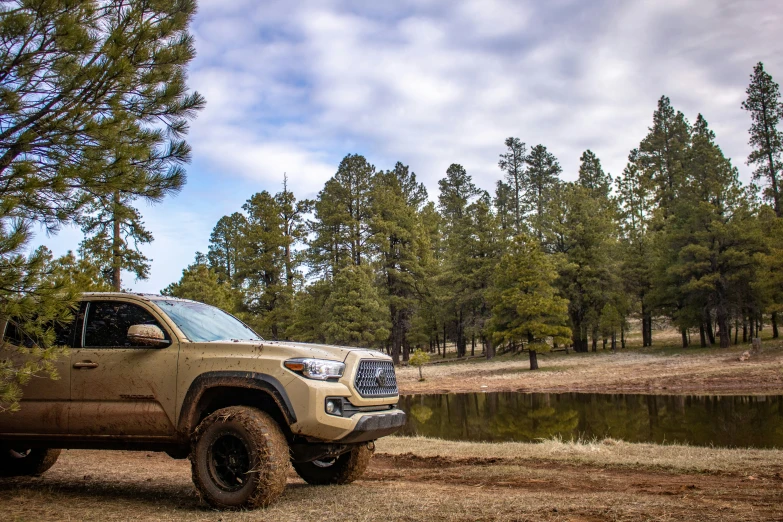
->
[398, 392, 783, 448]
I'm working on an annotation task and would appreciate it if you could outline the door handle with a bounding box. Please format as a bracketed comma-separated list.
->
[73, 361, 99, 369]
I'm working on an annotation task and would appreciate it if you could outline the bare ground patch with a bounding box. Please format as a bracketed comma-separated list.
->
[1, 438, 782, 521]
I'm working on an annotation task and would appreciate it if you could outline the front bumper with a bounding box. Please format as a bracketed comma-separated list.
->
[337, 409, 407, 443]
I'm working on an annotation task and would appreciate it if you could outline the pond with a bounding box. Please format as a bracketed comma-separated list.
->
[397, 392, 783, 448]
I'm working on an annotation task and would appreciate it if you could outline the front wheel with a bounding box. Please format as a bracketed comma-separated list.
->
[190, 406, 289, 509]
[292, 444, 373, 485]
[0, 446, 60, 477]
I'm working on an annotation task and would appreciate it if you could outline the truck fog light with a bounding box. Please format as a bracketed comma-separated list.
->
[325, 399, 342, 416]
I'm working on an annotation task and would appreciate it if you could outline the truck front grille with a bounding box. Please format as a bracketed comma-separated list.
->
[354, 359, 398, 398]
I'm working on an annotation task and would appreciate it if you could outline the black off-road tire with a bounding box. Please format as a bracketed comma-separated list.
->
[190, 406, 288, 509]
[292, 444, 373, 485]
[0, 447, 60, 477]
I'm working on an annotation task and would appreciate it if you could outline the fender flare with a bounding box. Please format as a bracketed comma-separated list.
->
[178, 371, 297, 434]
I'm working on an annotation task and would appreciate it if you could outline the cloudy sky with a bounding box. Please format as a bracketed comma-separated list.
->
[40, 0, 783, 293]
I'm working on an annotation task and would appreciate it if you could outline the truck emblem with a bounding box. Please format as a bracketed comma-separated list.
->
[375, 368, 387, 387]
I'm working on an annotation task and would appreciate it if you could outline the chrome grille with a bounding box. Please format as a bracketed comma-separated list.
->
[354, 359, 398, 398]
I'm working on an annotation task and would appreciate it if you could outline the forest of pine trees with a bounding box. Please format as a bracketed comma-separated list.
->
[160, 63, 783, 364]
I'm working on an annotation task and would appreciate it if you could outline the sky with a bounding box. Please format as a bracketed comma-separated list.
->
[39, 0, 783, 293]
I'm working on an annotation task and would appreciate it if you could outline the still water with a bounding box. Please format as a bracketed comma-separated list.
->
[398, 392, 783, 448]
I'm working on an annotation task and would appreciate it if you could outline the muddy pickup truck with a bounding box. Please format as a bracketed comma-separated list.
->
[0, 292, 405, 509]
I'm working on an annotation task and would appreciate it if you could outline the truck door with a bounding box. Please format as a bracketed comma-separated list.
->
[0, 316, 74, 435]
[69, 299, 179, 437]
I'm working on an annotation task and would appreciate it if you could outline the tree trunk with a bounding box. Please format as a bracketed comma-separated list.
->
[611, 331, 616, 351]
[734, 318, 739, 345]
[717, 310, 730, 348]
[602, 338, 607, 350]
[529, 349, 538, 370]
[470, 334, 475, 357]
[743, 314, 748, 343]
[621, 323, 626, 349]
[706, 314, 716, 345]
[486, 337, 495, 360]
[112, 191, 122, 291]
[681, 328, 688, 348]
[443, 324, 447, 358]
[773, 312, 779, 339]
[699, 323, 707, 348]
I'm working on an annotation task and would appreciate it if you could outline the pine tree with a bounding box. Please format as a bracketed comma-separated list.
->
[498, 137, 527, 234]
[615, 149, 655, 346]
[162, 255, 239, 313]
[323, 265, 390, 347]
[0, 0, 203, 409]
[208, 213, 248, 287]
[554, 184, 616, 352]
[742, 62, 783, 217]
[660, 115, 765, 348]
[638, 96, 691, 217]
[578, 150, 612, 200]
[524, 144, 562, 244]
[239, 191, 289, 340]
[309, 154, 375, 277]
[437, 164, 483, 357]
[369, 162, 429, 363]
[488, 235, 571, 370]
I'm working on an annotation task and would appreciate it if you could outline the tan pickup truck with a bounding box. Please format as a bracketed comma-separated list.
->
[0, 292, 405, 509]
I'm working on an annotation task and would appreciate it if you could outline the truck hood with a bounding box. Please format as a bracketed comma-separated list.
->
[206, 340, 388, 363]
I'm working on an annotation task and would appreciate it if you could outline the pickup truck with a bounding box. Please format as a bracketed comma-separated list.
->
[0, 292, 405, 509]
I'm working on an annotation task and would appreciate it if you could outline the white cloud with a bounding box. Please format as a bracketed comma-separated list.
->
[39, 0, 781, 293]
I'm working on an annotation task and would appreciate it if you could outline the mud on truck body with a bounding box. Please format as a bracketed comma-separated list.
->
[0, 292, 405, 509]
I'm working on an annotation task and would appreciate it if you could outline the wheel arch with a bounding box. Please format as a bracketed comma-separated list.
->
[178, 372, 297, 439]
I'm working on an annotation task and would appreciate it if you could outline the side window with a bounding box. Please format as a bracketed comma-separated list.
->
[2, 318, 75, 348]
[84, 301, 167, 348]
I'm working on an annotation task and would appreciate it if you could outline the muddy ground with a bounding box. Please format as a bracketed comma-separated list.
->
[396, 340, 783, 396]
[1, 439, 782, 521]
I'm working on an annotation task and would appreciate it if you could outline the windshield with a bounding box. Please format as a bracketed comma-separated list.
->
[155, 300, 261, 342]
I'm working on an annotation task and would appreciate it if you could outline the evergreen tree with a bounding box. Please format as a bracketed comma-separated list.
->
[309, 154, 375, 277]
[615, 149, 655, 346]
[578, 150, 612, 200]
[659, 115, 764, 348]
[497, 137, 527, 234]
[488, 235, 571, 370]
[555, 184, 616, 352]
[322, 265, 390, 347]
[0, 0, 202, 408]
[524, 144, 562, 244]
[50, 251, 113, 293]
[638, 96, 691, 217]
[437, 164, 484, 357]
[742, 62, 783, 217]
[369, 162, 429, 363]
[238, 191, 289, 340]
[162, 254, 239, 312]
[208, 213, 248, 287]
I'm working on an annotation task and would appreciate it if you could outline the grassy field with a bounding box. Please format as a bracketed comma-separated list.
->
[397, 332, 783, 396]
[1, 437, 781, 521]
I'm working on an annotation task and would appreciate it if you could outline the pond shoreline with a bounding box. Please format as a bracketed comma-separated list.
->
[395, 342, 783, 396]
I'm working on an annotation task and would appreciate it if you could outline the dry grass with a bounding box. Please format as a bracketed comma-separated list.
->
[377, 436, 783, 474]
[397, 337, 783, 395]
[2, 438, 782, 521]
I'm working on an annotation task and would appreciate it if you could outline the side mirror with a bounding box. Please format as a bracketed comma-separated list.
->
[127, 324, 170, 347]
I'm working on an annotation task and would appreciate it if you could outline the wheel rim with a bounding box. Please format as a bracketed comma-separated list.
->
[8, 449, 32, 459]
[312, 458, 336, 468]
[207, 433, 252, 492]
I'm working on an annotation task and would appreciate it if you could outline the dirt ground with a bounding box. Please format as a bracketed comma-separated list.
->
[2, 437, 782, 521]
[396, 338, 783, 396]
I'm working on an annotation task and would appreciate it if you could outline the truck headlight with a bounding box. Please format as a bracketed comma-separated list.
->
[284, 358, 345, 381]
